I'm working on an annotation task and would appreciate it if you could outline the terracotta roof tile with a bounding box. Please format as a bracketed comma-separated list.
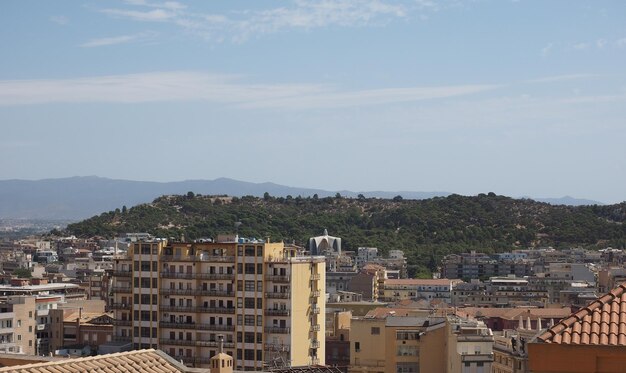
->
[538, 284, 626, 346]
[0, 349, 188, 373]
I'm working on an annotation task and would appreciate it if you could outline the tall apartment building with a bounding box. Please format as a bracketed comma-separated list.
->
[110, 237, 325, 370]
[0, 296, 38, 355]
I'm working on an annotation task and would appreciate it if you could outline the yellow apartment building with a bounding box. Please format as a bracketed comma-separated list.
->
[349, 312, 447, 373]
[110, 236, 325, 370]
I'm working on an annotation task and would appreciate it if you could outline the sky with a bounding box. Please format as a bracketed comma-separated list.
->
[1, 0, 625, 204]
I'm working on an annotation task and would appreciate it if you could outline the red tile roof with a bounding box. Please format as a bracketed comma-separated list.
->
[538, 283, 626, 345]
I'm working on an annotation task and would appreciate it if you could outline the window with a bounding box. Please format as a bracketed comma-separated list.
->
[371, 327, 380, 335]
[245, 281, 255, 291]
[245, 298, 255, 308]
[355, 342, 360, 352]
[244, 315, 255, 326]
[245, 263, 255, 274]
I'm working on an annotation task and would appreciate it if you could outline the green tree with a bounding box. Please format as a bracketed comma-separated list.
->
[14, 268, 32, 278]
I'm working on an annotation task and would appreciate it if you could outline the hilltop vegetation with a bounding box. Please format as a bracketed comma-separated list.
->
[65, 193, 626, 277]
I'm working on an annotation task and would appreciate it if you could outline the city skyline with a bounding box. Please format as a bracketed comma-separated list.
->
[1, 1, 625, 203]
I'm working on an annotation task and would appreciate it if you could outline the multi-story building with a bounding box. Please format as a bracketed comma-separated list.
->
[379, 278, 463, 303]
[441, 252, 533, 280]
[0, 296, 37, 355]
[110, 237, 325, 370]
[446, 316, 494, 373]
[349, 312, 447, 373]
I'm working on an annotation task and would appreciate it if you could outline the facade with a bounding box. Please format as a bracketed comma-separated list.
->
[441, 252, 533, 280]
[379, 279, 463, 303]
[349, 314, 447, 373]
[451, 276, 549, 308]
[445, 316, 494, 373]
[110, 237, 325, 370]
[0, 297, 37, 355]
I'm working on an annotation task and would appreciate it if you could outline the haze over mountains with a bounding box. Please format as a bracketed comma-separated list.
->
[0, 176, 604, 220]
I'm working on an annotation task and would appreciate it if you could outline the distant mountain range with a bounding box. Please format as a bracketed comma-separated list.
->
[0, 176, 605, 220]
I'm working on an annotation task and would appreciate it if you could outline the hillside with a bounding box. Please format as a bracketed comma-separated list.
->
[65, 193, 626, 277]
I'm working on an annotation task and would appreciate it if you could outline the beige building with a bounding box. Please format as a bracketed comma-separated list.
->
[379, 279, 463, 303]
[349, 311, 447, 373]
[445, 316, 493, 373]
[110, 237, 325, 370]
[0, 297, 37, 355]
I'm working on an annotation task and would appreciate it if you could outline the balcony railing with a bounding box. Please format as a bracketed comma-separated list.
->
[160, 322, 234, 331]
[311, 307, 320, 314]
[110, 303, 130, 310]
[265, 292, 290, 299]
[265, 326, 290, 334]
[310, 290, 320, 297]
[113, 335, 132, 343]
[160, 255, 235, 263]
[310, 324, 320, 332]
[265, 275, 290, 283]
[111, 286, 132, 293]
[160, 305, 235, 314]
[264, 343, 290, 352]
[160, 272, 235, 280]
[265, 309, 290, 316]
[160, 338, 236, 348]
[310, 274, 321, 281]
[311, 340, 320, 349]
[112, 271, 132, 277]
[112, 320, 132, 326]
[160, 288, 235, 297]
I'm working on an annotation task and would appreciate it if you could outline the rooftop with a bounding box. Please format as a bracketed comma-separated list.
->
[538, 283, 626, 345]
[0, 349, 195, 373]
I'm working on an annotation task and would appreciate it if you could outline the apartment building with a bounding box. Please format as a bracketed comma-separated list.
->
[110, 237, 325, 370]
[0, 296, 38, 355]
[349, 313, 447, 373]
[379, 278, 463, 303]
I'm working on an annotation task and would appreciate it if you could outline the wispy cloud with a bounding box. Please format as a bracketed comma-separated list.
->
[527, 74, 599, 83]
[0, 71, 498, 109]
[80, 31, 157, 47]
[100, 8, 175, 21]
[50, 15, 69, 25]
[95, 0, 437, 43]
[540, 43, 553, 57]
[572, 37, 626, 51]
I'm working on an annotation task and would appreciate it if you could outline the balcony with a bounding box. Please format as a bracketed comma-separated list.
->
[311, 307, 320, 314]
[111, 286, 132, 293]
[161, 288, 196, 296]
[160, 322, 234, 331]
[264, 343, 290, 352]
[265, 309, 290, 316]
[310, 290, 320, 298]
[160, 271, 194, 279]
[196, 290, 235, 297]
[310, 324, 320, 332]
[196, 273, 234, 280]
[310, 274, 320, 281]
[461, 353, 494, 363]
[265, 326, 290, 334]
[160, 305, 195, 313]
[36, 324, 48, 331]
[160, 255, 235, 263]
[112, 320, 132, 326]
[265, 292, 290, 299]
[160, 338, 196, 346]
[265, 275, 290, 283]
[197, 307, 236, 314]
[311, 340, 320, 349]
[113, 335, 132, 343]
[110, 303, 130, 310]
[112, 270, 132, 277]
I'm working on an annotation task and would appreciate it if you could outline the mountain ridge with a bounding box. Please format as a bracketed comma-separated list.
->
[0, 176, 607, 220]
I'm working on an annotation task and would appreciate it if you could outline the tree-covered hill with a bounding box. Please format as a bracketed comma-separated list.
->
[65, 193, 626, 277]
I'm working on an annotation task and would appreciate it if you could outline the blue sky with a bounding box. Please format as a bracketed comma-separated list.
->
[1, 0, 625, 203]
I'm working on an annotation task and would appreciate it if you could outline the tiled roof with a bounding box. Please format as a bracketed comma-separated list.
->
[0, 349, 190, 373]
[457, 307, 571, 321]
[538, 283, 626, 345]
